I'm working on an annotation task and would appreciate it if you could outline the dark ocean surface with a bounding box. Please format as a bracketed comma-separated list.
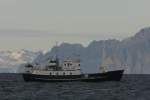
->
[0, 74, 150, 100]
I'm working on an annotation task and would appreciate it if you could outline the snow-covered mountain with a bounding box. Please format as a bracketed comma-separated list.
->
[34, 27, 150, 74]
[0, 50, 42, 73]
[1, 27, 150, 74]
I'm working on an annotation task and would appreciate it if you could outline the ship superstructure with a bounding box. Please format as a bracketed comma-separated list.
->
[30, 58, 82, 76]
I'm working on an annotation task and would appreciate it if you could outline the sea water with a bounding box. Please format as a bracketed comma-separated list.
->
[0, 74, 150, 100]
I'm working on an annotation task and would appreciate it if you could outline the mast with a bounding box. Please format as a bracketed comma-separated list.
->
[55, 41, 59, 69]
[100, 43, 107, 73]
[55, 41, 58, 59]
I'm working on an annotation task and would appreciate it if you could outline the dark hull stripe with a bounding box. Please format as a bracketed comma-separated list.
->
[22, 70, 124, 82]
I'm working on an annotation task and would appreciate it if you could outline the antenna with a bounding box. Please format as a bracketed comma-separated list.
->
[55, 41, 58, 59]
[100, 43, 107, 72]
[55, 41, 59, 68]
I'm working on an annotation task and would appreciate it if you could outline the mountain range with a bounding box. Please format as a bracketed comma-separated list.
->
[1, 27, 150, 74]
[34, 27, 150, 74]
[0, 50, 41, 73]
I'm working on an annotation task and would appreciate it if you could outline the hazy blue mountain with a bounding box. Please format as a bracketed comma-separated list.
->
[34, 27, 150, 74]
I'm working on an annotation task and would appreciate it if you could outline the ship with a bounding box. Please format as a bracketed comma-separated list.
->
[23, 42, 124, 82]
[22, 57, 124, 82]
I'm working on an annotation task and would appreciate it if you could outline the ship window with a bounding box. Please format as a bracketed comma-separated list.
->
[56, 72, 58, 75]
[70, 72, 72, 75]
[63, 72, 65, 75]
[78, 64, 80, 66]
[67, 63, 69, 66]
[50, 72, 52, 75]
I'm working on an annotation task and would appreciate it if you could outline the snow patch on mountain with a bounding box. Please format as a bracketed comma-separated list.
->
[0, 50, 42, 73]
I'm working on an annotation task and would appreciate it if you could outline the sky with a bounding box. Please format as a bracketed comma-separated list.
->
[0, 0, 150, 51]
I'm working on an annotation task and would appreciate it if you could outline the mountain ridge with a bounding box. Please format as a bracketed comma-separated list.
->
[34, 27, 150, 74]
[1, 27, 150, 73]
